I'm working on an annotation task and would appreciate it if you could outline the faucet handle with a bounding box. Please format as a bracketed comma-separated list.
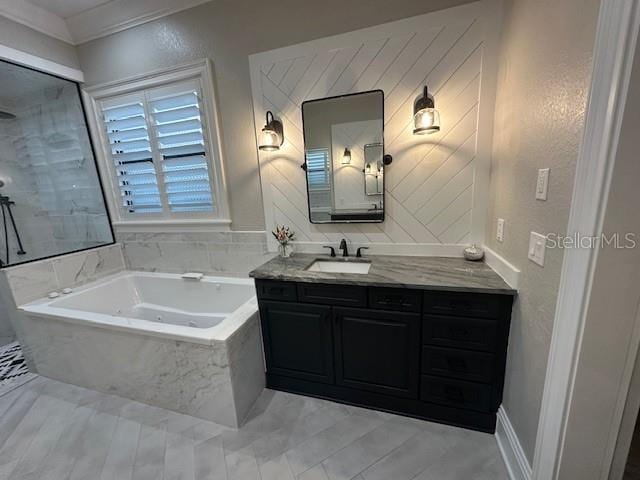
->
[356, 247, 369, 258]
[323, 246, 336, 257]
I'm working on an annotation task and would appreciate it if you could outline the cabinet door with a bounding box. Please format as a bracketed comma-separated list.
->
[260, 301, 334, 384]
[334, 308, 420, 398]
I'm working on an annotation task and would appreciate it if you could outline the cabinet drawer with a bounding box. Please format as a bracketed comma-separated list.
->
[369, 288, 422, 312]
[297, 283, 366, 307]
[255, 280, 297, 302]
[421, 346, 494, 383]
[423, 315, 498, 352]
[420, 375, 493, 412]
[423, 292, 502, 318]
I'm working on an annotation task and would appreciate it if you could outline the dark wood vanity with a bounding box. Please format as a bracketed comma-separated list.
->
[251, 254, 515, 433]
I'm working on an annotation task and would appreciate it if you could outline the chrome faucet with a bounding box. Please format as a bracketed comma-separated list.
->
[339, 238, 349, 257]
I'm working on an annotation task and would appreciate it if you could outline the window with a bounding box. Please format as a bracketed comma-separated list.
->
[305, 148, 331, 190]
[305, 148, 332, 214]
[85, 61, 229, 228]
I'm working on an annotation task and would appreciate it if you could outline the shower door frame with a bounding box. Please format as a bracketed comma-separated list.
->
[0, 57, 116, 268]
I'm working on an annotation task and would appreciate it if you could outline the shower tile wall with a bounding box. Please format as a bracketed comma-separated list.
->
[0, 59, 113, 267]
[0, 87, 110, 264]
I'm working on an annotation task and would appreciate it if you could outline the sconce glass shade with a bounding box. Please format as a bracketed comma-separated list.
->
[342, 147, 351, 165]
[258, 129, 281, 151]
[258, 111, 284, 151]
[413, 86, 440, 135]
[413, 108, 440, 135]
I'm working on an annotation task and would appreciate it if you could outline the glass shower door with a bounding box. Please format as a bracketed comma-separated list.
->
[0, 60, 113, 266]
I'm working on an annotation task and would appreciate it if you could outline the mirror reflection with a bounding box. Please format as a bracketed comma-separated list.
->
[302, 90, 384, 223]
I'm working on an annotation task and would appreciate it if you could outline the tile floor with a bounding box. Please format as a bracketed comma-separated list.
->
[0, 375, 509, 480]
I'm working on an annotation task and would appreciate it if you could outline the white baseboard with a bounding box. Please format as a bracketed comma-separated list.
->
[496, 406, 532, 480]
[483, 246, 520, 289]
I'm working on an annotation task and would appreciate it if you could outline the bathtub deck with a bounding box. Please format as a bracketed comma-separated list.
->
[0, 376, 507, 480]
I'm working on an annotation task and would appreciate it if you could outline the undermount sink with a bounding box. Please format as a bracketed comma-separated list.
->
[305, 260, 372, 274]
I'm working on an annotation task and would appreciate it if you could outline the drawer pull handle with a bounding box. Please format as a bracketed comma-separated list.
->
[449, 299, 471, 309]
[377, 294, 413, 308]
[445, 356, 467, 373]
[444, 386, 465, 402]
[450, 326, 470, 338]
[382, 295, 404, 304]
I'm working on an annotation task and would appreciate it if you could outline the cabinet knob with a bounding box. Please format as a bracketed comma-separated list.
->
[444, 386, 464, 402]
[450, 326, 470, 338]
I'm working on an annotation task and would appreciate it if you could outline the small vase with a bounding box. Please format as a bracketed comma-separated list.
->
[278, 243, 292, 258]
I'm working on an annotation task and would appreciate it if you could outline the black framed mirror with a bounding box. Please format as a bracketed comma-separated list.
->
[302, 90, 384, 223]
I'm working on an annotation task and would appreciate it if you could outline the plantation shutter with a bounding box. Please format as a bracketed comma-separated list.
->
[102, 97, 162, 213]
[98, 80, 215, 216]
[148, 88, 214, 213]
[305, 149, 331, 190]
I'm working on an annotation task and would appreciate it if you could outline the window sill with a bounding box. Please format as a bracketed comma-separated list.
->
[112, 219, 232, 233]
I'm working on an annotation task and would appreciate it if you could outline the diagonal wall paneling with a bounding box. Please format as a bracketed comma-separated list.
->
[250, 2, 495, 252]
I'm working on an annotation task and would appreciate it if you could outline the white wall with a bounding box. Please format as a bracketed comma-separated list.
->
[76, 0, 477, 231]
[0, 16, 79, 70]
[555, 29, 640, 479]
[250, 2, 497, 253]
[485, 0, 600, 464]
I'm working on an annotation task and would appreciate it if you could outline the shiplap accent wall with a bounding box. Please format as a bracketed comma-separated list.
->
[250, 2, 498, 254]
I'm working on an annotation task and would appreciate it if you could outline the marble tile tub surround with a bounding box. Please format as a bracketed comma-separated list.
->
[116, 231, 274, 277]
[19, 309, 265, 428]
[251, 254, 517, 295]
[0, 243, 125, 373]
[2, 243, 125, 306]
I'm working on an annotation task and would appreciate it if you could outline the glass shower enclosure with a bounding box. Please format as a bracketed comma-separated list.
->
[0, 60, 114, 267]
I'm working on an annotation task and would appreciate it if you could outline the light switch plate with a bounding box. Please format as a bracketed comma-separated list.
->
[528, 231, 547, 266]
[536, 168, 550, 200]
[497, 218, 505, 242]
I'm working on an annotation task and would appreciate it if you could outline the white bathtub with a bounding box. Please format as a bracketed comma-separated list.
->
[21, 271, 258, 345]
[18, 271, 265, 427]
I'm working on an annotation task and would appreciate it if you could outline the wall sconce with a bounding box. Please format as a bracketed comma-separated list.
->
[258, 111, 284, 151]
[342, 147, 352, 165]
[413, 86, 440, 135]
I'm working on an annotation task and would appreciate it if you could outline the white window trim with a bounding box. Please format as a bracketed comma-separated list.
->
[82, 59, 231, 231]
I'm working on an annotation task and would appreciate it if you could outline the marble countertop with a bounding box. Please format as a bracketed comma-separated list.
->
[249, 254, 516, 295]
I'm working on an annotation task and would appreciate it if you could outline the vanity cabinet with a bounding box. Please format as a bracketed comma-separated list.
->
[256, 279, 513, 433]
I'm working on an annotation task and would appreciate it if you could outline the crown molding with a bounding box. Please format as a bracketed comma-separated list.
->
[66, 0, 214, 44]
[0, 0, 213, 46]
[0, 0, 73, 43]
